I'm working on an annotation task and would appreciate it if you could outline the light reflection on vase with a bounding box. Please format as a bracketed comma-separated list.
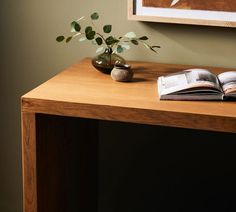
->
[91, 47, 126, 74]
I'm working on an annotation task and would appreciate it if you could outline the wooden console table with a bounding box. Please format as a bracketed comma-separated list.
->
[21, 58, 236, 212]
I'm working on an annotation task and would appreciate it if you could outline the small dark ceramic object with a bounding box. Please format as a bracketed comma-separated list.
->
[111, 64, 133, 82]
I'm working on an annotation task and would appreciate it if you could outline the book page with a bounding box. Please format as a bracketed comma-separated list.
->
[158, 68, 222, 95]
[218, 71, 236, 95]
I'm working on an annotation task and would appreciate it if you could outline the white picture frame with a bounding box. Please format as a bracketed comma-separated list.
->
[128, 0, 236, 27]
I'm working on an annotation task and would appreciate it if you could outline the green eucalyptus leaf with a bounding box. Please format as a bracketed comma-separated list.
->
[125, 32, 136, 38]
[105, 36, 118, 45]
[96, 46, 104, 53]
[85, 26, 93, 34]
[150, 45, 160, 53]
[66, 36, 72, 43]
[150, 47, 157, 53]
[91, 12, 99, 20]
[79, 37, 87, 42]
[139, 36, 149, 40]
[95, 37, 103, 45]
[103, 25, 112, 33]
[71, 21, 81, 32]
[152, 45, 161, 49]
[142, 42, 150, 49]
[117, 45, 124, 53]
[56, 35, 65, 42]
[131, 39, 139, 45]
[105, 36, 113, 45]
[86, 30, 96, 40]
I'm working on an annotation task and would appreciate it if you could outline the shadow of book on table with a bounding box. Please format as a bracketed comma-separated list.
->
[157, 69, 236, 101]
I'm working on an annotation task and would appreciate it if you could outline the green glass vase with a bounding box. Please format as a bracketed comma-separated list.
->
[91, 47, 126, 74]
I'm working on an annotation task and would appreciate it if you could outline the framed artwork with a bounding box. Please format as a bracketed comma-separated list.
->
[128, 0, 236, 27]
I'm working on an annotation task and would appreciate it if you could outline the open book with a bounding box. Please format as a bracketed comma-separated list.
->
[157, 68, 236, 100]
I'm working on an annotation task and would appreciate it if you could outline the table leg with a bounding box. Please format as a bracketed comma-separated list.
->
[22, 112, 37, 212]
[22, 113, 99, 212]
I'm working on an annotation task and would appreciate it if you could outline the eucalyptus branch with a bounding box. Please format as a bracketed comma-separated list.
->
[111, 42, 120, 53]
[91, 21, 102, 36]
[72, 32, 82, 38]
[96, 32, 107, 44]
[76, 16, 85, 22]
[56, 12, 160, 55]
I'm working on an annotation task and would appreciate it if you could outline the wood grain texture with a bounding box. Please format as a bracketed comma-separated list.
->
[21, 58, 236, 133]
[143, 0, 236, 12]
[22, 112, 99, 212]
[128, 0, 236, 27]
[22, 112, 37, 212]
[36, 114, 98, 212]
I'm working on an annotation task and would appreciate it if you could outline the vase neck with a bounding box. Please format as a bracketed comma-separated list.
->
[105, 47, 113, 54]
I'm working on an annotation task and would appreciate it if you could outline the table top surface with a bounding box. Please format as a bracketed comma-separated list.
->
[22, 58, 236, 133]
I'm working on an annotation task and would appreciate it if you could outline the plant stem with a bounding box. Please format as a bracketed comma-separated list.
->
[109, 51, 112, 66]
[76, 16, 85, 22]
[72, 32, 82, 38]
[91, 20, 108, 47]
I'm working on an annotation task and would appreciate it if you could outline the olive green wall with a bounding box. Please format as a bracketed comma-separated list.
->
[1, 0, 236, 211]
